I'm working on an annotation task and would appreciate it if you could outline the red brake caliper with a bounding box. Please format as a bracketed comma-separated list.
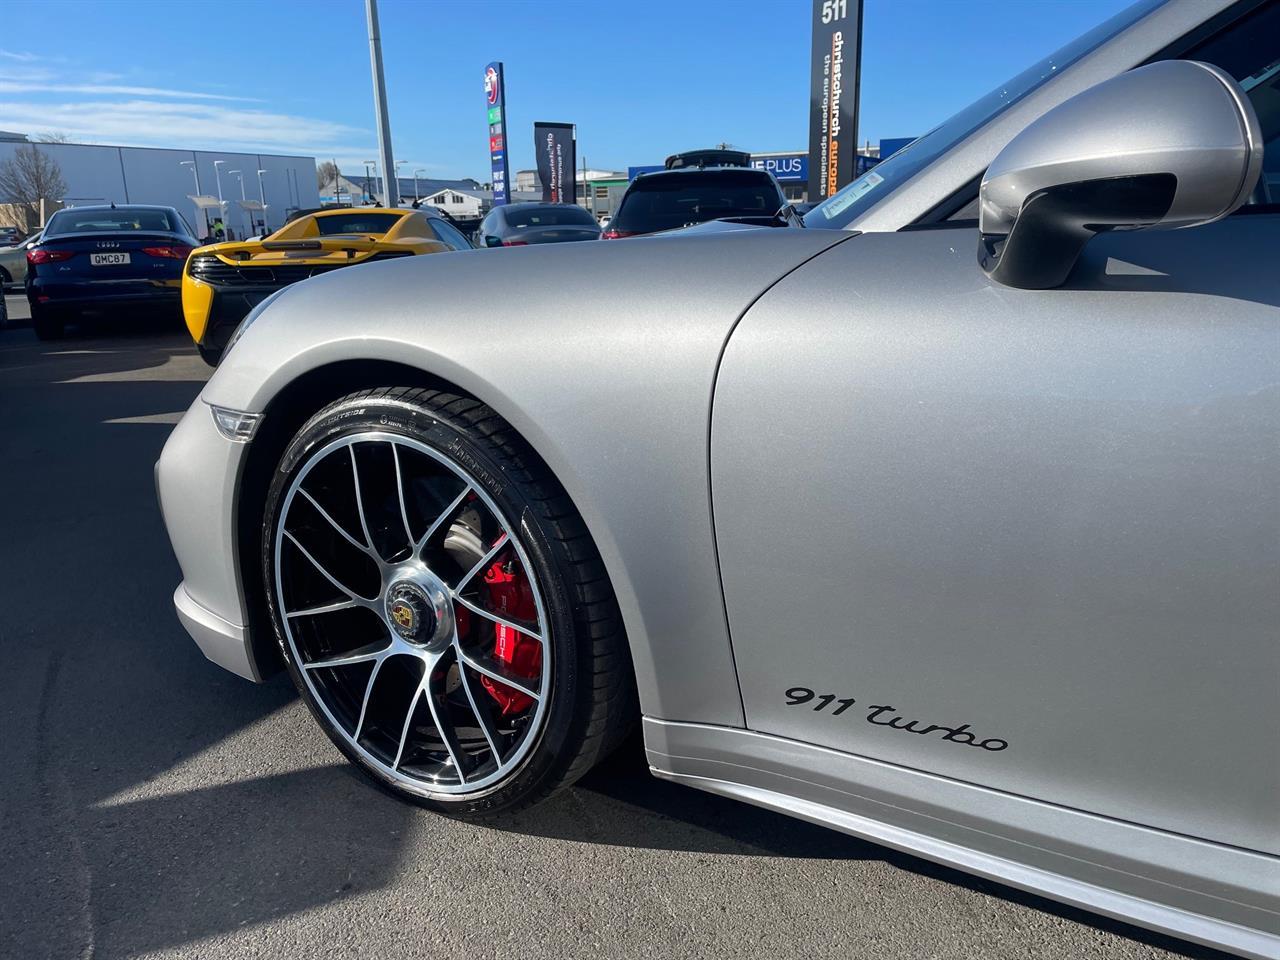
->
[478, 555, 541, 715]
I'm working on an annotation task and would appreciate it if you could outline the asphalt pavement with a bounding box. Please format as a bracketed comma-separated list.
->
[0, 294, 1233, 960]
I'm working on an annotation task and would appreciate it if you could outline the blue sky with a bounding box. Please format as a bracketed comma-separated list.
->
[2, 0, 1131, 180]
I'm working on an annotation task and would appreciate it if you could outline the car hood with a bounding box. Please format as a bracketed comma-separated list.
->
[205, 226, 854, 414]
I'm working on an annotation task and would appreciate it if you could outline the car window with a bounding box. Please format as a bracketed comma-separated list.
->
[1178, 1, 1280, 206]
[313, 213, 402, 234]
[611, 171, 784, 234]
[504, 206, 598, 228]
[806, 0, 1165, 230]
[45, 207, 183, 235]
[428, 217, 473, 250]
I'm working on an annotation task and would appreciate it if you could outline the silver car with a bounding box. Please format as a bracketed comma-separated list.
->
[157, 1, 1279, 956]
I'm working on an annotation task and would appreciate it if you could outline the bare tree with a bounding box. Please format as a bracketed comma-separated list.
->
[33, 132, 73, 143]
[316, 160, 340, 189]
[0, 144, 68, 231]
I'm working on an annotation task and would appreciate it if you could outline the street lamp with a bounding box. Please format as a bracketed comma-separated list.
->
[256, 169, 269, 232]
[179, 159, 201, 194]
[394, 159, 406, 206]
[364, 160, 379, 205]
[228, 170, 249, 237]
[413, 168, 425, 203]
[212, 160, 227, 240]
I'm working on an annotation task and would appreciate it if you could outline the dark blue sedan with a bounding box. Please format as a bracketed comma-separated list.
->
[26, 204, 197, 340]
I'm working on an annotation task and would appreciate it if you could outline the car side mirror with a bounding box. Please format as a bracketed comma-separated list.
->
[484, 235, 502, 248]
[978, 60, 1263, 290]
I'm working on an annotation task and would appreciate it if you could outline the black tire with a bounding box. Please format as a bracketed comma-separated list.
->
[196, 343, 221, 367]
[31, 303, 64, 340]
[0, 266, 11, 284]
[262, 387, 636, 817]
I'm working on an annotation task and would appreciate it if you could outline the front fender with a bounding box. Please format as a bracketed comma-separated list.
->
[204, 229, 852, 725]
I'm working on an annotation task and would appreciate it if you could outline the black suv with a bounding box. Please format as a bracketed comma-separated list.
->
[602, 167, 787, 239]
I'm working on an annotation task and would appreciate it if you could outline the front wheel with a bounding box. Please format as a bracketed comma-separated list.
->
[262, 387, 635, 817]
[196, 343, 221, 367]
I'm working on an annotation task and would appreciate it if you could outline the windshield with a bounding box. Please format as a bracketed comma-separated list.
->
[314, 212, 402, 235]
[505, 206, 598, 228]
[612, 169, 784, 234]
[806, 0, 1164, 230]
[45, 207, 184, 235]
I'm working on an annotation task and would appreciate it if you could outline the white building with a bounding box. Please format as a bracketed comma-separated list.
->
[0, 134, 318, 239]
[420, 187, 487, 219]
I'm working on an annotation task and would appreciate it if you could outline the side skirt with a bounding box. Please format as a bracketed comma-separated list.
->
[643, 718, 1280, 960]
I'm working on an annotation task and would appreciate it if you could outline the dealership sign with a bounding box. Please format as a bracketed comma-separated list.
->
[808, 0, 863, 202]
[752, 154, 808, 182]
[484, 61, 512, 206]
[534, 122, 576, 204]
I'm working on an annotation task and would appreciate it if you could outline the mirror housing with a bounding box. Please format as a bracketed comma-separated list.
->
[484, 234, 503, 248]
[979, 60, 1263, 290]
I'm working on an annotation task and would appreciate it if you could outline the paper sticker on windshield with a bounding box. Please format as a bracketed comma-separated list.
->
[819, 171, 884, 220]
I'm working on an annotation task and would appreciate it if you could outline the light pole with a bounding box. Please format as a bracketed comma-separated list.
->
[179, 159, 201, 195]
[256, 169, 269, 231]
[228, 170, 249, 237]
[212, 160, 227, 240]
[413, 168, 425, 203]
[365, 160, 379, 205]
[394, 159, 406, 206]
[366, 0, 399, 206]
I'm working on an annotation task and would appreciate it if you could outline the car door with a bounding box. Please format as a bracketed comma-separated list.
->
[711, 17, 1280, 855]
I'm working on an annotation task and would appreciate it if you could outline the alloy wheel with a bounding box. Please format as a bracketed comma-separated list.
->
[273, 431, 552, 798]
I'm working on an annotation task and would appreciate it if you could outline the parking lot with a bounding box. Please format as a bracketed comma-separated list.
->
[0, 294, 1231, 960]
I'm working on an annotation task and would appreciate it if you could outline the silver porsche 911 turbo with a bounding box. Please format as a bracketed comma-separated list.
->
[157, 1, 1279, 955]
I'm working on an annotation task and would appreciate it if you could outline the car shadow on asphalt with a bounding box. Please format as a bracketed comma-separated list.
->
[493, 734, 1238, 960]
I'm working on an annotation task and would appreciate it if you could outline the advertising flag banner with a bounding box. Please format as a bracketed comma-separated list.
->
[807, 0, 863, 203]
[484, 61, 512, 206]
[534, 122, 576, 204]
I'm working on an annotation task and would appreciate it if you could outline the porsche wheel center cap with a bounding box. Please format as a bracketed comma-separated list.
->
[386, 582, 435, 644]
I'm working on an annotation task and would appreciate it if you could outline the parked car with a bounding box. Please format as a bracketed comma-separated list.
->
[183, 207, 472, 365]
[474, 202, 602, 247]
[25, 205, 197, 340]
[601, 167, 787, 238]
[156, 1, 1278, 955]
[0, 231, 40, 287]
[0, 225, 25, 246]
[664, 147, 752, 169]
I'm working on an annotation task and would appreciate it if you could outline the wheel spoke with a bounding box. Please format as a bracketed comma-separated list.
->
[454, 532, 509, 593]
[456, 650, 504, 762]
[286, 598, 361, 619]
[390, 443, 415, 551]
[302, 639, 389, 671]
[283, 530, 377, 603]
[422, 659, 468, 783]
[414, 485, 472, 558]
[352, 654, 388, 741]
[297, 488, 377, 559]
[392, 682, 424, 769]
[349, 444, 376, 556]
[452, 592, 544, 643]
[458, 649, 541, 701]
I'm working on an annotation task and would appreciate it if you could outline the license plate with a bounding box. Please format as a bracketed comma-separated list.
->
[90, 252, 130, 266]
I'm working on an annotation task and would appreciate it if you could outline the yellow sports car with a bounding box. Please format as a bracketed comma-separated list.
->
[183, 207, 474, 364]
